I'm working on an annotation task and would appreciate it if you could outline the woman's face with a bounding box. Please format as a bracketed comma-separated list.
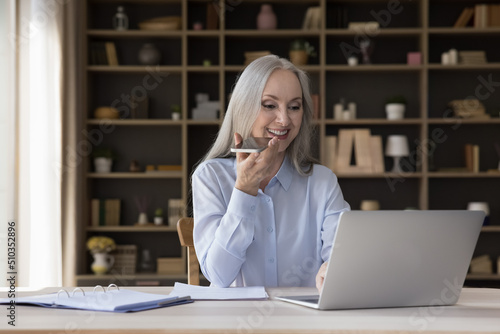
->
[251, 69, 303, 153]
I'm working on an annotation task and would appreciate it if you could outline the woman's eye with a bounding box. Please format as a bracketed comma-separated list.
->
[289, 105, 301, 111]
[262, 103, 276, 110]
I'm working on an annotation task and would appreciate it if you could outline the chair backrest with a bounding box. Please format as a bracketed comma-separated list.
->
[176, 217, 200, 285]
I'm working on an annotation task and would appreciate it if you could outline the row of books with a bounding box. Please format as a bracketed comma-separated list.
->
[454, 4, 500, 28]
[89, 42, 119, 66]
[465, 144, 480, 173]
[91, 199, 121, 226]
[90, 198, 185, 226]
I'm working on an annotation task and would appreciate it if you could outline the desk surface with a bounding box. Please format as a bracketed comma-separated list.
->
[2, 287, 500, 333]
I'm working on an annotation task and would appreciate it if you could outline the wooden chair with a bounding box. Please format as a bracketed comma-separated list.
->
[176, 217, 200, 285]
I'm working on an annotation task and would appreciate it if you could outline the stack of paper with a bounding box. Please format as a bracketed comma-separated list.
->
[459, 51, 487, 64]
[169, 282, 268, 300]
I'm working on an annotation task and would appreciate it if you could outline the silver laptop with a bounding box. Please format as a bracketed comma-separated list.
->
[276, 210, 484, 310]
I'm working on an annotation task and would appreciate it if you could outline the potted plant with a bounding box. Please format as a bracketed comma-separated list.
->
[87, 236, 116, 275]
[92, 148, 116, 173]
[154, 208, 164, 225]
[385, 95, 407, 120]
[171, 104, 181, 120]
[289, 39, 317, 66]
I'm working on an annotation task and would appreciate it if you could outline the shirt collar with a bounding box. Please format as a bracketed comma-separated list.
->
[232, 155, 294, 192]
[275, 155, 293, 191]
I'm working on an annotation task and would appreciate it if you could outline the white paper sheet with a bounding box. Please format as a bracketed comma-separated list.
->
[169, 282, 268, 300]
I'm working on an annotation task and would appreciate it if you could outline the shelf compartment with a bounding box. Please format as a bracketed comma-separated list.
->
[89, 178, 182, 227]
[224, 36, 320, 66]
[337, 178, 421, 210]
[87, 226, 177, 232]
[324, 118, 423, 125]
[427, 124, 500, 172]
[326, 125, 423, 174]
[87, 65, 182, 73]
[428, 70, 500, 119]
[87, 2, 182, 30]
[88, 172, 183, 178]
[326, 0, 421, 29]
[324, 64, 424, 71]
[188, 36, 219, 66]
[325, 28, 424, 36]
[428, 178, 499, 226]
[88, 72, 182, 119]
[325, 71, 421, 119]
[88, 126, 183, 172]
[326, 34, 422, 65]
[88, 29, 183, 38]
[87, 119, 184, 126]
[429, 35, 500, 64]
[224, 2, 316, 30]
[88, 38, 182, 66]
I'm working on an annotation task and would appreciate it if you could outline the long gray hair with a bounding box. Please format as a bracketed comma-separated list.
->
[200, 54, 318, 175]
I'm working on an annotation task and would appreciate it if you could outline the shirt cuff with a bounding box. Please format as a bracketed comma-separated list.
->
[226, 187, 260, 218]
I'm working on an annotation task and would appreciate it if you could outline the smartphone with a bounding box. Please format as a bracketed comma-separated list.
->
[230, 137, 271, 153]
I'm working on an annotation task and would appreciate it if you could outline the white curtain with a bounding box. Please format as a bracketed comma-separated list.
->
[0, 1, 17, 288]
[16, 0, 66, 288]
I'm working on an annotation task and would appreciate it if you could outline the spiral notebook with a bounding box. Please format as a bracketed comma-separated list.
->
[0, 284, 192, 313]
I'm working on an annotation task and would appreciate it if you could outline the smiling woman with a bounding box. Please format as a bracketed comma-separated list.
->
[191, 55, 351, 288]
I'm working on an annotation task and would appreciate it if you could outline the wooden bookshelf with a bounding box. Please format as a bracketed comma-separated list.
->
[78, 0, 500, 286]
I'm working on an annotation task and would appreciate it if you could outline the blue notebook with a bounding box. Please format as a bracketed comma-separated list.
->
[1, 286, 192, 312]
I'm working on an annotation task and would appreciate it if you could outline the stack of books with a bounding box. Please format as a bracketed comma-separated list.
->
[244, 51, 271, 66]
[459, 51, 487, 65]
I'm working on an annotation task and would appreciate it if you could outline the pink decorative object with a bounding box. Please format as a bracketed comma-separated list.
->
[257, 4, 277, 30]
[407, 52, 421, 65]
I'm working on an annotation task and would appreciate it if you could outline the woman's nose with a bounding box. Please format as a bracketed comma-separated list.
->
[275, 107, 290, 126]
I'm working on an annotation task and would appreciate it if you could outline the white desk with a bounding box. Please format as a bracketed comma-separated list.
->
[2, 287, 500, 333]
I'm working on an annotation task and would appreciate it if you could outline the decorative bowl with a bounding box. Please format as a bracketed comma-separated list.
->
[138, 16, 182, 31]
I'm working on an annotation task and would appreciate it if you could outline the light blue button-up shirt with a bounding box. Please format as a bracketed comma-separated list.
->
[192, 156, 350, 287]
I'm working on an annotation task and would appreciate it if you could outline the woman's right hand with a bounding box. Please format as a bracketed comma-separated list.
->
[234, 132, 279, 196]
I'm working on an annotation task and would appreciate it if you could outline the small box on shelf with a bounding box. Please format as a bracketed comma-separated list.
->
[157, 257, 185, 275]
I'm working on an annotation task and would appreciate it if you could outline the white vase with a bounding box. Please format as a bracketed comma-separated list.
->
[91, 253, 114, 275]
[94, 157, 112, 173]
[138, 212, 148, 225]
[385, 103, 406, 120]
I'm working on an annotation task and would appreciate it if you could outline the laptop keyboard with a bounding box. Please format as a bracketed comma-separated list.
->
[301, 298, 319, 304]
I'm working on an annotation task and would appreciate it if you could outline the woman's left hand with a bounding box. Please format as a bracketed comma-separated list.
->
[316, 262, 328, 292]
